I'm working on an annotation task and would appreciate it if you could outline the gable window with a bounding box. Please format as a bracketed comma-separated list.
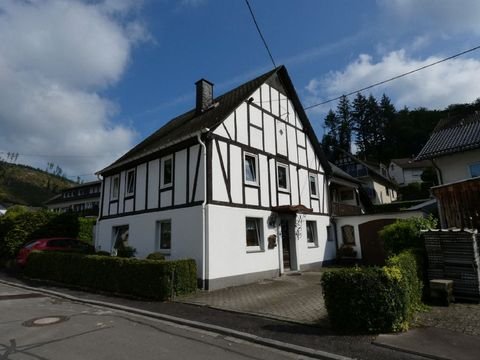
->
[244, 153, 258, 186]
[277, 163, 289, 191]
[126, 169, 135, 196]
[161, 156, 173, 188]
[309, 174, 318, 197]
[469, 162, 480, 178]
[156, 220, 172, 252]
[111, 175, 120, 200]
[246, 217, 263, 251]
[306, 221, 318, 247]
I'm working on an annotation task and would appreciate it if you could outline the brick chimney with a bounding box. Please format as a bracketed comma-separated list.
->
[195, 79, 214, 114]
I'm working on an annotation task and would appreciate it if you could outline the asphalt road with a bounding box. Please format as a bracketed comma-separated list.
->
[0, 283, 315, 360]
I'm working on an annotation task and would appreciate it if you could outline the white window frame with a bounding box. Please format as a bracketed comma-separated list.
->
[469, 162, 480, 178]
[156, 219, 172, 253]
[245, 217, 263, 252]
[244, 152, 259, 186]
[277, 162, 290, 192]
[160, 155, 174, 189]
[306, 220, 318, 248]
[111, 175, 120, 200]
[125, 169, 135, 196]
[309, 173, 319, 198]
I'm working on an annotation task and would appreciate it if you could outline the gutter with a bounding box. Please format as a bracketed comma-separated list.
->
[196, 128, 210, 290]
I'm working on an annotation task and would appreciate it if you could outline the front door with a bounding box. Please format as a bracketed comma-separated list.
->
[281, 219, 291, 270]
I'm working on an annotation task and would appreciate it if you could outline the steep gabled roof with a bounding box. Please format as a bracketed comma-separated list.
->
[336, 148, 397, 189]
[416, 112, 480, 160]
[329, 162, 362, 185]
[99, 66, 331, 175]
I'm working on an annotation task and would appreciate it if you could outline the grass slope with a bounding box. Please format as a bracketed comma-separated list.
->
[0, 162, 74, 206]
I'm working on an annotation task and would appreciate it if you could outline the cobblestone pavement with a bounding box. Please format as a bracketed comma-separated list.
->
[178, 272, 329, 326]
[414, 302, 480, 337]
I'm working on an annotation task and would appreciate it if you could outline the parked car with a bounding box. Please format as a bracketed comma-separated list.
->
[16, 237, 95, 266]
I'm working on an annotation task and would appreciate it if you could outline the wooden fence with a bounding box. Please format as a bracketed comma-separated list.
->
[432, 177, 480, 230]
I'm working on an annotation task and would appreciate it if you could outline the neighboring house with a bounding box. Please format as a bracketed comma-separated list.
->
[45, 180, 101, 215]
[416, 112, 480, 229]
[95, 66, 336, 290]
[389, 158, 432, 186]
[416, 112, 480, 184]
[335, 150, 398, 205]
[329, 163, 369, 216]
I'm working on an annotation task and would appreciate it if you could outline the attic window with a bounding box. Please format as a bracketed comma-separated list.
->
[111, 175, 120, 200]
[244, 153, 258, 186]
[309, 174, 318, 197]
[126, 169, 135, 196]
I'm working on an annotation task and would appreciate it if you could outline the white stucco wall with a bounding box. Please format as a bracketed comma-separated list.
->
[367, 180, 397, 204]
[96, 206, 203, 271]
[334, 211, 425, 259]
[206, 205, 334, 281]
[436, 148, 480, 184]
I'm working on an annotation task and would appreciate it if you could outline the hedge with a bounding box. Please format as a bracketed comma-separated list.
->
[24, 252, 197, 300]
[321, 251, 423, 333]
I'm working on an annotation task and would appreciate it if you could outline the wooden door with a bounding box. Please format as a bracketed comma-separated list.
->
[359, 219, 396, 266]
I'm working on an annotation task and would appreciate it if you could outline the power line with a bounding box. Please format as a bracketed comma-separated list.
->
[0, 151, 112, 158]
[304, 44, 480, 111]
[244, 0, 277, 69]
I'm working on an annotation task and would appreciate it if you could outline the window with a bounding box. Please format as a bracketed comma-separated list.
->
[126, 169, 135, 196]
[244, 153, 258, 185]
[469, 162, 480, 178]
[245, 217, 263, 251]
[156, 220, 172, 252]
[161, 156, 173, 188]
[326, 225, 334, 242]
[111, 175, 120, 200]
[341, 225, 355, 245]
[277, 163, 289, 191]
[112, 225, 129, 254]
[306, 221, 318, 247]
[340, 190, 354, 201]
[309, 174, 318, 197]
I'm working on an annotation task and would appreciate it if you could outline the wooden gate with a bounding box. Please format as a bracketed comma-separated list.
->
[359, 219, 396, 266]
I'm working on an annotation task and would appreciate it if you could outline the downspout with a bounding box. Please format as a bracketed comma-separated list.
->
[197, 129, 209, 290]
[430, 158, 443, 185]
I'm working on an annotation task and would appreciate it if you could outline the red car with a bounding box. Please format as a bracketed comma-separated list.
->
[16, 237, 95, 266]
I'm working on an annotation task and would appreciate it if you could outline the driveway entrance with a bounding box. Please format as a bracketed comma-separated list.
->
[178, 272, 328, 326]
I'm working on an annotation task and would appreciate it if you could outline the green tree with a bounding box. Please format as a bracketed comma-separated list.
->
[336, 95, 352, 153]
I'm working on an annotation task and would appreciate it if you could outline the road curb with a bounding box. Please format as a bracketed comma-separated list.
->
[0, 278, 354, 360]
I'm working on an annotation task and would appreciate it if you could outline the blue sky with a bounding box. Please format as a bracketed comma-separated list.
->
[1, 0, 480, 180]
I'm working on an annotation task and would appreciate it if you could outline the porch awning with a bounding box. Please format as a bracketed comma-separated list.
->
[271, 205, 313, 214]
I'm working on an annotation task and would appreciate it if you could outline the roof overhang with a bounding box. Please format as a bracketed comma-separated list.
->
[271, 204, 313, 214]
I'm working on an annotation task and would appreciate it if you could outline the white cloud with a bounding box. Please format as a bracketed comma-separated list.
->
[378, 0, 480, 35]
[0, 0, 147, 178]
[306, 50, 480, 112]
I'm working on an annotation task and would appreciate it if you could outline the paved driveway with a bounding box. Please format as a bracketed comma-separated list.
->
[178, 272, 329, 326]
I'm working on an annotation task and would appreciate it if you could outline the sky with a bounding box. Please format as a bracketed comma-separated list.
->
[1, 0, 480, 181]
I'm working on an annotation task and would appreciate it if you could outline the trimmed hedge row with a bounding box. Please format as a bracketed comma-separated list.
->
[321, 251, 423, 333]
[24, 252, 197, 300]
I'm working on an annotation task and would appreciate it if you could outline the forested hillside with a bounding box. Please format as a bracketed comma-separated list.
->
[0, 162, 74, 207]
[322, 94, 480, 163]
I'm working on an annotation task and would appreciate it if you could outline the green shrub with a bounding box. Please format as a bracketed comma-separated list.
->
[146, 252, 166, 261]
[78, 218, 96, 244]
[386, 250, 423, 317]
[322, 250, 424, 333]
[379, 215, 437, 256]
[95, 251, 111, 257]
[24, 252, 197, 300]
[116, 246, 136, 258]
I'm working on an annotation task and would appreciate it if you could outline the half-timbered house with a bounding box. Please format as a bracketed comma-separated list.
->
[95, 66, 336, 289]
